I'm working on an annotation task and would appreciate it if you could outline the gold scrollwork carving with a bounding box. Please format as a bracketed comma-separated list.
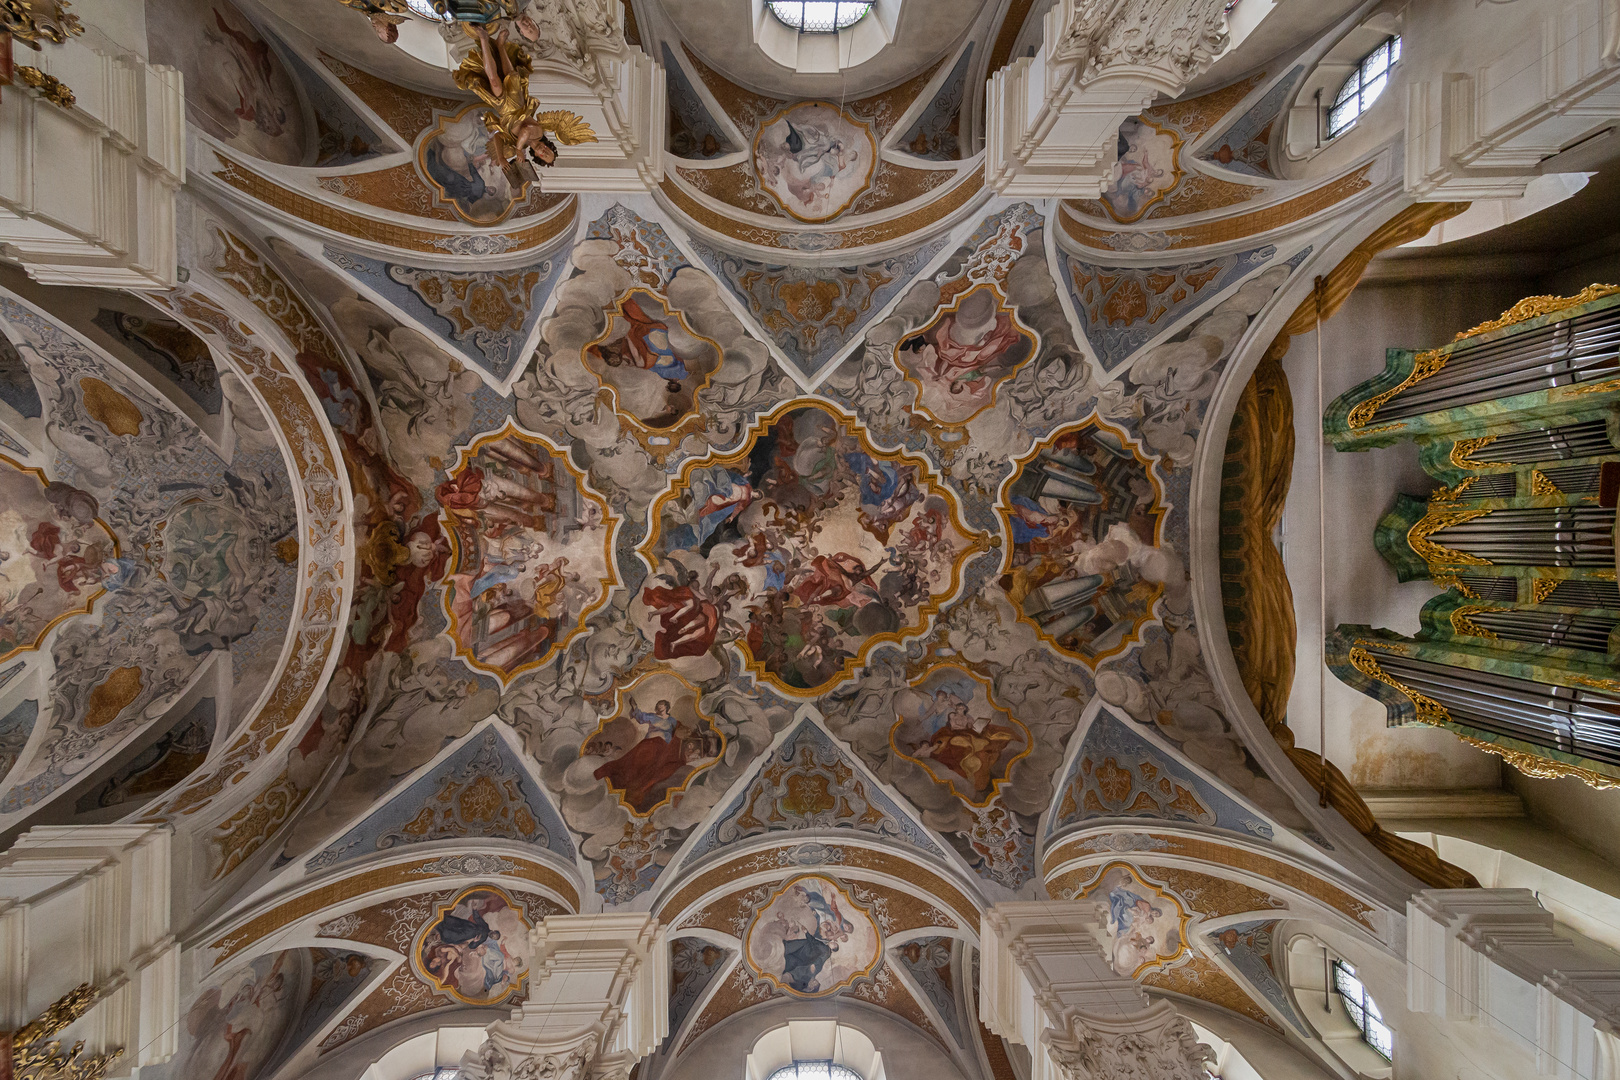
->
[1408, 506, 1493, 568]
[15, 65, 74, 108]
[1, 0, 84, 47]
[1557, 377, 1620, 400]
[1530, 469, 1562, 496]
[10, 982, 122, 1080]
[1431, 477, 1477, 502]
[1348, 646, 1452, 724]
[1531, 578, 1559, 605]
[1453, 284, 1620, 342]
[1448, 606, 1498, 639]
[1432, 573, 1480, 599]
[1449, 436, 1514, 470]
[1455, 734, 1620, 790]
[1347, 347, 1449, 429]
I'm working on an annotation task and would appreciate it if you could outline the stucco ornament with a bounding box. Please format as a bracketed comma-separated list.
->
[1056, 0, 1230, 89]
[1044, 1011, 1214, 1080]
[460, 1034, 600, 1080]
[514, 0, 617, 76]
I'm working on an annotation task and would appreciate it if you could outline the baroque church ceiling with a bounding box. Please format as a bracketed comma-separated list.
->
[0, 0, 1482, 1077]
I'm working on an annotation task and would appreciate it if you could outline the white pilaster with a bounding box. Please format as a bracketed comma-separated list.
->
[981, 902, 1214, 1080]
[1409, 888, 1620, 1080]
[0, 825, 180, 1074]
[983, 0, 1231, 198]
[460, 913, 668, 1080]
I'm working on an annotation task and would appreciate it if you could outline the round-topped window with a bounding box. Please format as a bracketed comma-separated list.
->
[765, 1063, 865, 1080]
[767, 1, 874, 32]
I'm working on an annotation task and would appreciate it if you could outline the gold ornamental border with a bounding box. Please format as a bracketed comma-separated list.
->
[887, 662, 1033, 809]
[439, 419, 621, 688]
[994, 413, 1168, 669]
[637, 397, 992, 700]
[1075, 860, 1194, 979]
[1452, 284, 1620, 343]
[892, 282, 1041, 433]
[0, 453, 120, 665]
[741, 873, 884, 998]
[578, 669, 725, 819]
[749, 102, 878, 224]
[410, 883, 533, 1006]
[415, 104, 527, 227]
[580, 286, 725, 462]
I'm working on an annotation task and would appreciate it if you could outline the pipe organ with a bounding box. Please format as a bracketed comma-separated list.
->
[1325, 286, 1620, 788]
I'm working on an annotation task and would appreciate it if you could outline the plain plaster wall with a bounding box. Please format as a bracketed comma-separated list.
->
[657, 996, 971, 1080]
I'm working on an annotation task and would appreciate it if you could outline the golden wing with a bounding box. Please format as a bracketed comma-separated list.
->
[533, 110, 598, 145]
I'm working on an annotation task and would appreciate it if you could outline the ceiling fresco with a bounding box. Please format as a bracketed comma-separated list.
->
[0, 1, 1465, 1077]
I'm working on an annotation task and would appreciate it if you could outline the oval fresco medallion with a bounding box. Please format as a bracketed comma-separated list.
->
[636, 399, 988, 696]
[743, 874, 882, 997]
[438, 421, 619, 685]
[752, 102, 877, 222]
[580, 671, 724, 817]
[997, 416, 1166, 666]
[413, 884, 534, 1004]
[582, 287, 723, 440]
[0, 459, 119, 663]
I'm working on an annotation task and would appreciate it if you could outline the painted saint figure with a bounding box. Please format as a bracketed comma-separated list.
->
[588, 296, 689, 391]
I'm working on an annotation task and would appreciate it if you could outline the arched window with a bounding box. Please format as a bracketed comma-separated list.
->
[408, 1070, 460, 1080]
[765, 1064, 865, 1080]
[767, 1, 874, 33]
[1328, 36, 1401, 137]
[403, 0, 451, 21]
[1333, 960, 1392, 1060]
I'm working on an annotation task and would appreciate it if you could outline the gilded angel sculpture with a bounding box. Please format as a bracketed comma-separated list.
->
[454, 22, 596, 186]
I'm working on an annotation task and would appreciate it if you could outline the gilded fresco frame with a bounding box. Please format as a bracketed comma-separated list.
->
[438, 419, 621, 687]
[995, 413, 1168, 669]
[637, 397, 992, 698]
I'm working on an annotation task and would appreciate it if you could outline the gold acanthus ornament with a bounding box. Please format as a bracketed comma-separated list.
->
[1346, 347, 1448, 429]
[1448, 606, 1498, 640]
[1449, 436, 1514, 471]
[1348, 644, 1452, 726]
[0, 0, 84, 47]
[1530, 469, 1562, 496]
[1407, 506, 1493, 568]
[1452, 284, 1620, 342]
[9, 982, 123, 1080]
[1531, 577, 1559, 605]
[14, 64, 72, 107]
[453, 23, 596, 189]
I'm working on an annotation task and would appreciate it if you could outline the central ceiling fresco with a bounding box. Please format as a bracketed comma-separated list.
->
[0, 0, 1478, 1077]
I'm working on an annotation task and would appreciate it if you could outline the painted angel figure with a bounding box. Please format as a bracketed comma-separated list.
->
[453, 23, 597, 186]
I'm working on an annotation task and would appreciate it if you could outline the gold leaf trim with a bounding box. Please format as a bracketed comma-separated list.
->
[1531, 578, 1558, 605]
[1431, 477, 1476, 501]
[1448, 606, 1497, 639]
[1449, 436, 1514, 470]
[1455, 735, 1620, 790]
[1347, 645, 1451, 725]
[1347, 347, 1447, 429]
[1454, 284, 1620, 342]
[1432, 573, 1479, 600]
[1530, 469, 1562, 496]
